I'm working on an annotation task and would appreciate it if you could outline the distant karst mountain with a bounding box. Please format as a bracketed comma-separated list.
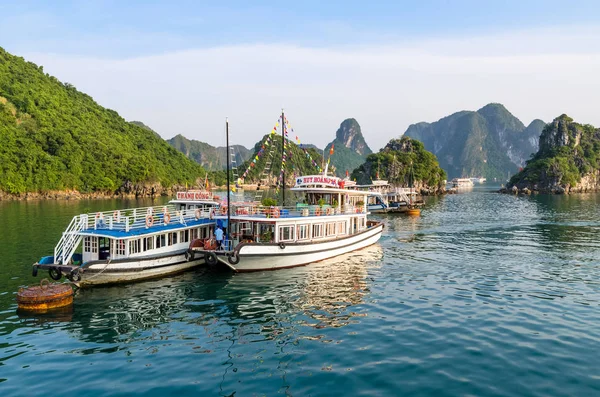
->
[324, 119, 373, 177]
[168, 134, 251, 171]
[403, 103, 545, 180]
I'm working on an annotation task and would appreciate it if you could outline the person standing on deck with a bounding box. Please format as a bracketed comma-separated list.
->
[214, 226, 224, 250]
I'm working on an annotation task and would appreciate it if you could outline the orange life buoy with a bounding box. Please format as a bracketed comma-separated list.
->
[272, 208, 280, 218]
[221, 206, 228, 215]
[195, 208, 202, 220]
[145, 214, 154, 228]
[164, 212, 171, 224]
[326, 207, 333, 216]
[113, 210, 120, 221]
[315, 207, 322, 216]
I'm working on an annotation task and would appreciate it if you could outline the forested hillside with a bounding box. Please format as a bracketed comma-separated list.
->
[0, 47, 205, 196]
[168, 134, 251, 171]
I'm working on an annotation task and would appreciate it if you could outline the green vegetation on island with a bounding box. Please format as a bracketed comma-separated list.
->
[0, 47, 205, 196]
[352, 137, 447, 193]
[507, 115, 600, 193]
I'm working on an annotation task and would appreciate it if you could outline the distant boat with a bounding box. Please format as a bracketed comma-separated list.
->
[451, 178, 474, 188]
[469, 177, 486, 184]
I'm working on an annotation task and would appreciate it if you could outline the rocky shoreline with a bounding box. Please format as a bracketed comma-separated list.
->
[499, 170, 600, 195]
[0, 182, 188, 201]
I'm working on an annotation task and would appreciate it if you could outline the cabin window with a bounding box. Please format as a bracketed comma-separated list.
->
[191, 228, 198, 240]
[84, 237, 98, 253]
[360, 218, 366, 229]
[168, 232, 178, 246]
[279, 225, 295, 242]
[326, 222, 336, 237]
[312, 223, 324, 239]
[156, 234, 166, 249]
[129, 239, 141, 254]
[143, 237, 154, 251]
[337, 222, 346, 235]
[297, 224, 309, 241]
[115, 239, 126, 256]
[180, 230, 189, 243]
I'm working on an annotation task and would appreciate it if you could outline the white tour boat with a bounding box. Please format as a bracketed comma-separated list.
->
[32, 190, 220, 287]
[451, 178, 475, 188]
[189, 174, 384, 272]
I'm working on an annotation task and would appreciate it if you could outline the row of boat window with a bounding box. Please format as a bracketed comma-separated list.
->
[83, 226, 211, 255]
[278, 220, 358, 242]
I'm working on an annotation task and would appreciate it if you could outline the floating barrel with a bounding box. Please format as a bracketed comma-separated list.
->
[17, 279, 74, 312]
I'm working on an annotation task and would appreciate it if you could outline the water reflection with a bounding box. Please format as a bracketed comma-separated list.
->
[50, 244, 383, 348]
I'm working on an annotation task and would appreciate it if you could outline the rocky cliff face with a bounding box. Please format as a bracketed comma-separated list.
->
[324, 119, 373, 177]
[505, 115, 600, 194]
[404, 103, 545, 179]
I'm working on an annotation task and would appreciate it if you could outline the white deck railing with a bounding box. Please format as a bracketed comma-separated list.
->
[222, 204, 366, 218]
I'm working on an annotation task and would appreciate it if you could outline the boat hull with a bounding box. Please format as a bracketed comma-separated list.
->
[78, 251, 205, 287]
[221, 222, 383, 272]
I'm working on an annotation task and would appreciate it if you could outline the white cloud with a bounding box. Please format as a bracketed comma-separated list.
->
[23, 26, 600, 151]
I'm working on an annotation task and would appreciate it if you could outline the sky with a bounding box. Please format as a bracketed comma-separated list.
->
[2, 0, 600, 150]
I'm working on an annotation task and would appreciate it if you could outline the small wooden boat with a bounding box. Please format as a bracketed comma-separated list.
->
[406, 208, 421, 216]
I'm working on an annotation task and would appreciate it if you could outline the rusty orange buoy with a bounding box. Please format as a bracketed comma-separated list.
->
[17, 279, 74, 312]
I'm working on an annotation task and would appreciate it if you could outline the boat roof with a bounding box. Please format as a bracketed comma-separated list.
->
[79, 218, 214, 239]
[169, 190, 220, 204]
[292, 175, 370, 196]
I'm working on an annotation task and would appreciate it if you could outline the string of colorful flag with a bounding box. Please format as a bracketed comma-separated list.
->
[238, 115, 323, 185]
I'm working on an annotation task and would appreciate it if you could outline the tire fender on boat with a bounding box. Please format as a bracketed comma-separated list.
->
[227, 253, 240, 265]
[204, 252, 218, 266]
[279, 242, 286, 250]
[49, 267, 62, 281]
[69, 269, 81, 282]
[185, 250, 195, 262]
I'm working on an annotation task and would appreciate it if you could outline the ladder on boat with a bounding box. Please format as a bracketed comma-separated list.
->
[54, 214, 87, 265]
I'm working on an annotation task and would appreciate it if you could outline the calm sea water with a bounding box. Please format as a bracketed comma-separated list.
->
[1, 186, 600, 396]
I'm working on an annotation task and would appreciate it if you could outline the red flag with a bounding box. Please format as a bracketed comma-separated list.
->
[329, 144, 334, 155]
[346, 170, 349, 177]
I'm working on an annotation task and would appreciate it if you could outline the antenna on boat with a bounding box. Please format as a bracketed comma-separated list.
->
[281, 108, 285, 206]
[226, 117, 231, 245]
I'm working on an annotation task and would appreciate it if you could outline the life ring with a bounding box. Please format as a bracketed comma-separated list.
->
[204, 252, 218, 266]
[279, 242, 285, 249]
[228, 253, 240, 265]
[221, 206, 228, 215]
[209, 208, 215, 220]
[315, 207, 322, 216]
[326, 207, 333, 216]
[49, 267, 62, 281]
[145, 214, 154, 228]
[164, 212, 171, 224]
[272, 208, 280, 218]
[113, 210, 120, 221]
[195, 208, 202, 220]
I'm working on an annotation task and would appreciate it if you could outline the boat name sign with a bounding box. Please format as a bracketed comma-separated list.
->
[295, 176, 341, 187]
[176, 191, 213, 200]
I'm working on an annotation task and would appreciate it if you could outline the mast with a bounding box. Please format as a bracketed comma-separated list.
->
[281, 108, 285, 206]
[226, 118, 231, 245]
